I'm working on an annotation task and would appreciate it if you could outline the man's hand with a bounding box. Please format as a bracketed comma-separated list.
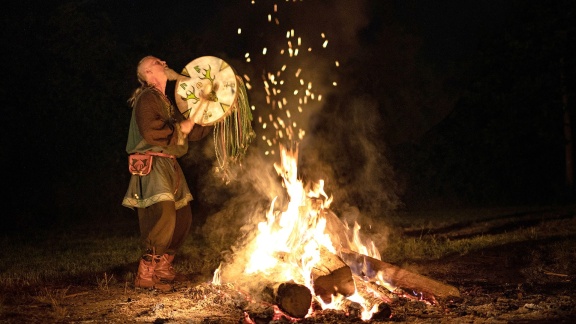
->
[180, 118, 194, 135]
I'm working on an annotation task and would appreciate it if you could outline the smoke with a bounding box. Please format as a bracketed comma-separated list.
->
[184, 0, 400, 287]
[299, 94, 400, 244]
[198, 147, 288, 291]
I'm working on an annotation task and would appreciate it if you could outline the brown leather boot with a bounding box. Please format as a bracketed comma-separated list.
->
[134, 255, 155, 289]
[155, 254, 188, 283]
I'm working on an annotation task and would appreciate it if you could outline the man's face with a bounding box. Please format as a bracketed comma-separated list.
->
[141, 57, 168, 86]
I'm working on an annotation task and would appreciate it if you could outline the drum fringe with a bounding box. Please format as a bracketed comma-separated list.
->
[213, 76, 255, 182]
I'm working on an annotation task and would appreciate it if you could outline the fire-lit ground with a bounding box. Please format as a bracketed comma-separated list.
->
[2, 206, 575, 323]
[0, 152, 576, 323]
[2, 147, 575, 323]
[0, 220, 576, 323]
[3, 146, 576, 322]
[199, 144, 462, 323]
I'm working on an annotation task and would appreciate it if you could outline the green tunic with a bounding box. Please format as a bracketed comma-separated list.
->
[122, 87, 192, 210]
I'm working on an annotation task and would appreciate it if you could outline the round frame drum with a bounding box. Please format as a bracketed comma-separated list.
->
[175, 56, 239, 126]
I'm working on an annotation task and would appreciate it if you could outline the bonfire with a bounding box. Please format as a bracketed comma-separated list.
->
[208, 144, 460, 322]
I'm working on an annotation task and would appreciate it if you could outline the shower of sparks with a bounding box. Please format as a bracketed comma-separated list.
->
[239, 0, 340, 156]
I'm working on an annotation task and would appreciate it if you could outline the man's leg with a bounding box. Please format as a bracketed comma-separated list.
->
[156, 203, 193, 282]
[138, 201, 176, 255]
[135, 201, 176, 291]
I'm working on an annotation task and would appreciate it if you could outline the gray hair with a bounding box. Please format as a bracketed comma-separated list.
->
[127, 56, 156, 108]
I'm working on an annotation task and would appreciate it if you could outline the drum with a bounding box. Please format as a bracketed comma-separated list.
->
[175, 56, 256, 181]
[175, 56, 239, 126]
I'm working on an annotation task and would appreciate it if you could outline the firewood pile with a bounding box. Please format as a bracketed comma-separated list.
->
[184, 242, 461, 323]
[183, 276, 459, 322]
[189, 145, 462, 322]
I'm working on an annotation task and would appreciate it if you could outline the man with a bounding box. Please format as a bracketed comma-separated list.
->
[122, 56, 210, 291]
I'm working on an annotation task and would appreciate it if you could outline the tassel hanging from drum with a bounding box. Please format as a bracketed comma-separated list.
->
[213, 75, 254, 173]
[175, 56, 255, 181]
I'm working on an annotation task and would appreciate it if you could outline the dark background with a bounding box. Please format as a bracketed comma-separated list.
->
[2, 0, 575, 233]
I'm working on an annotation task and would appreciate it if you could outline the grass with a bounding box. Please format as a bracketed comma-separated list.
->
[377, 204, 576, 263]
[35, 287, 70, 319]
[382, 226, 534, 262]
[0, 230, 139, 286]
[0, 204, 574, 288]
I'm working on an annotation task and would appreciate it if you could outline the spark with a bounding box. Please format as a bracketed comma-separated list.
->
[239, 0, 341, 149]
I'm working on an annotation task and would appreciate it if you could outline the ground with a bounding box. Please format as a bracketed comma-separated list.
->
[1, 208, 575, 323]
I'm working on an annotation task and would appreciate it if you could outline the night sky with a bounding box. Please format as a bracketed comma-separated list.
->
[2, 0, 575, 231]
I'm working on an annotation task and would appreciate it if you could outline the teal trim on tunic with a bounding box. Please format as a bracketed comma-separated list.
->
[122, 87, 193, 210]
[122, 156, 193, 210]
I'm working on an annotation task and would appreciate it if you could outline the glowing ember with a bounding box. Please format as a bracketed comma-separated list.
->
[218, 1, 397, 320]
[223, 143, 387, 320]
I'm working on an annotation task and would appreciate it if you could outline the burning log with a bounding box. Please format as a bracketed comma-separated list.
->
[274, 281, 312, 318]
[353, 276, 398, 304]
[347, 278, 394, 319]
[311, 247, 356, 303]
[340, 248, 461, 299]
[259, 281, 312, 319]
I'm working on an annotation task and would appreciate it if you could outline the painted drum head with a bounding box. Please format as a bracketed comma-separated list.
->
[175, 56, 238, 126]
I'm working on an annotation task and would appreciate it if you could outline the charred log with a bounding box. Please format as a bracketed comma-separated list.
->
[275, 281, 312, 318]
[340, 248, 461, 298]
[252, 281, 312, 319]
[372, 302, 392, 320]
[353, 275, 397, 304]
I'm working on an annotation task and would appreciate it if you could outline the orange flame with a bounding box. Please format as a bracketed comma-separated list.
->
[235, 144, 385, 320]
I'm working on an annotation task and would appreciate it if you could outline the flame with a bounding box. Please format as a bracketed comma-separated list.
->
[212, 263, 222, 285]
[224, 1, 392, 320]
[236, 144, 385, 319]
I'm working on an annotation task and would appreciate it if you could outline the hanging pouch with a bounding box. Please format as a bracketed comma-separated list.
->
[128, 153, 153, 176]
